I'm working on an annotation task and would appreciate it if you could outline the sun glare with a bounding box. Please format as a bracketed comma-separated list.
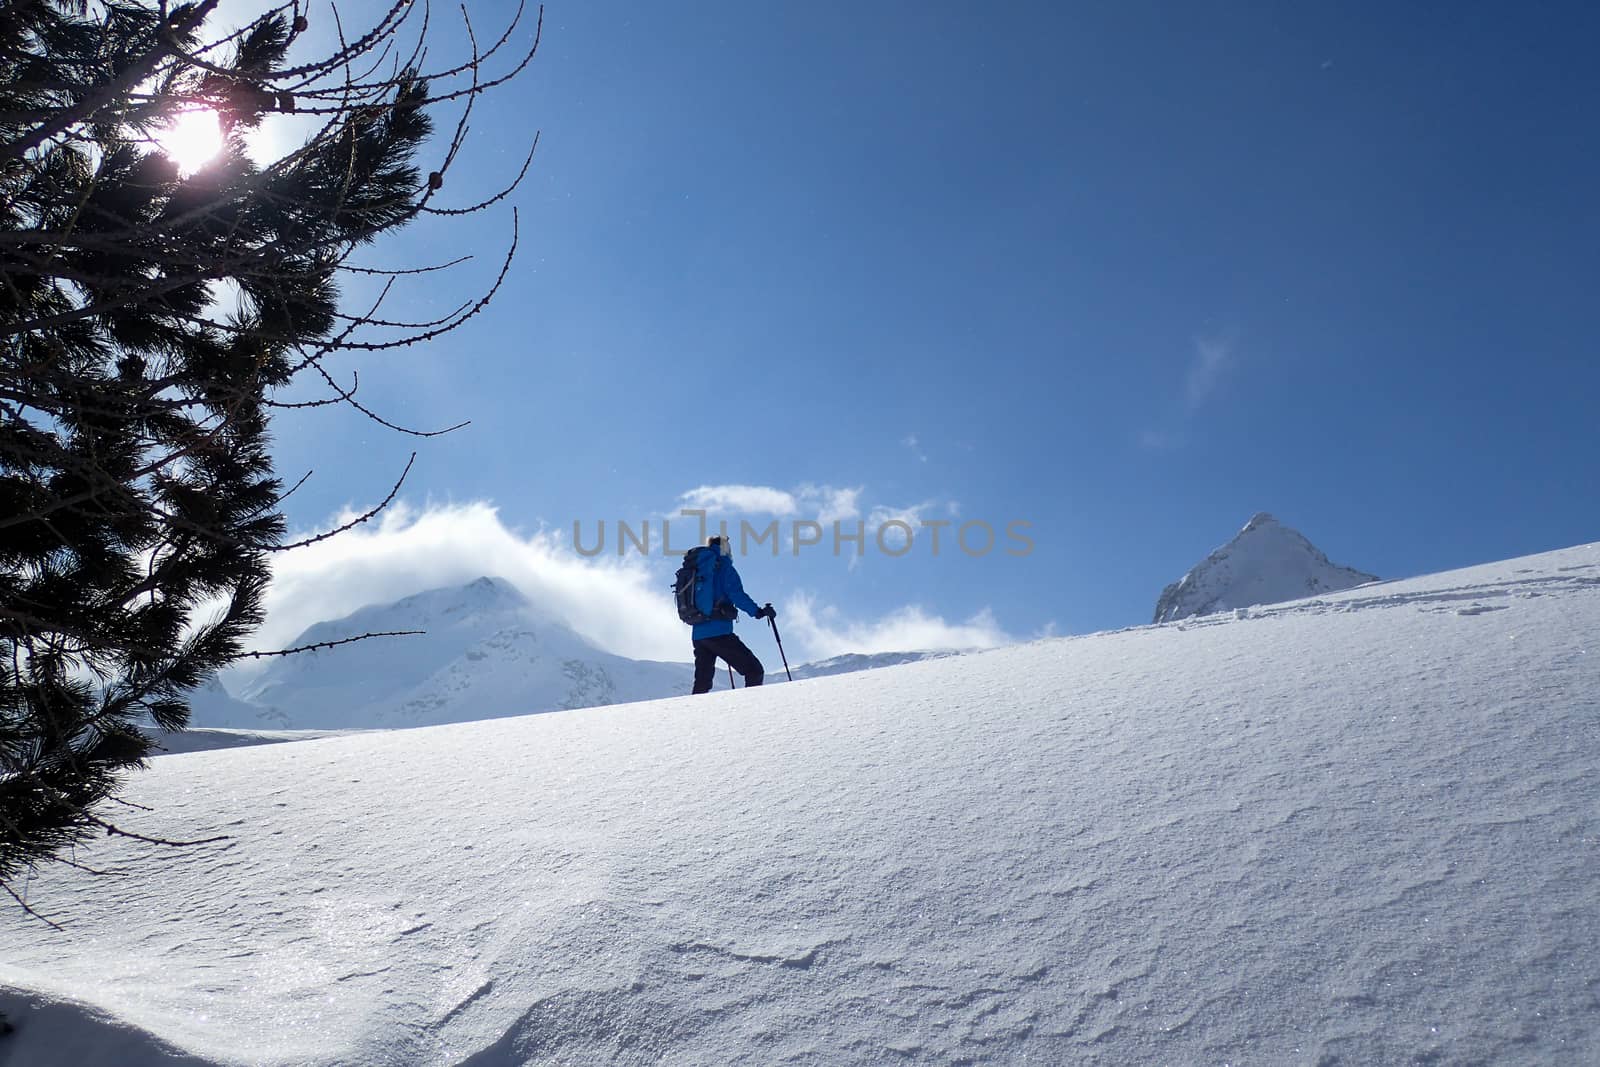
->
[158, 108, 224, 176]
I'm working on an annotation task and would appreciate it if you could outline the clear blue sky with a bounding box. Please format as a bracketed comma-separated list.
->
[266, 0, 1598, 646]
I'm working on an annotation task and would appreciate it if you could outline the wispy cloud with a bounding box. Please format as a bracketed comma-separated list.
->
[783, 592, 1010, 659]
[865, 499, 945, 552]
[902, 433, 928, 462]
[866, 500, 944, 526]
[1140, 332, 1240, 450]
[1185, 334, 1236, 411]
[1137, 428, 1179, 451]
[239, 499, 1000, 676]
[246, 501, 689, 671]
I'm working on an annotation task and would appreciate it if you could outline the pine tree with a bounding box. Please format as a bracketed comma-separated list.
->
[0, 0, 537, 913]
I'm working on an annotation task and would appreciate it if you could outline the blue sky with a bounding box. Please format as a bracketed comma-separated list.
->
[251, 0, 1598, 661]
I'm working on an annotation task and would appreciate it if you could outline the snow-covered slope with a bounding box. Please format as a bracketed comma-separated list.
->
[195, 577, 693, 730]
[1153, 511, 1379, 622]
[190, 577, 953, 733]
[788, 649, 963, 680]
[151, 727, 359, 757]
[179, 676, 269, 728]
[4, 542, 1598, 1065]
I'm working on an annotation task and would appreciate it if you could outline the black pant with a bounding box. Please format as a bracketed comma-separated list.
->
[692, 634, 764, 694]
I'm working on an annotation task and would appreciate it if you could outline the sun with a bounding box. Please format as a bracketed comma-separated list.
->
[156, 108, 224, 176]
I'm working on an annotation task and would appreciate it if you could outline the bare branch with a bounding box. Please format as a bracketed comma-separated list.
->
[238, 629, 425, 660]
[270, 451, 415, 551]
[424, 131, 538, 217]
[306, 357, 472, 436]
[87, 816, 230, 848]
[317, 208, 519, 354]
[0, 880, 64, 932]
[53, 855, 125, 877]
[272, 468, 315, 507]
[337, 254, 472, 277]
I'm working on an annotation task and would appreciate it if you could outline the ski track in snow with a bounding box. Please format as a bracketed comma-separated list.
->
[2, 546, 1599, 1065]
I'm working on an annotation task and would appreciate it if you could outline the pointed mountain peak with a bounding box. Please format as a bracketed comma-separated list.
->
[1241, 511, 1279, 532]
[383, 575, 530, 616]
[1154, 514, 1378, 623]
[461, 575, 527, 602]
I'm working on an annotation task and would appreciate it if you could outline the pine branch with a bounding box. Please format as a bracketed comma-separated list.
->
[0, 1, 224, 164]
[1, 0, 539, 907]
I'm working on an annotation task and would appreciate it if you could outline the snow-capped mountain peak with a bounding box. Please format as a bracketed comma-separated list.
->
[210, 576, 691, 730]
[1153, 513, 1378, 623]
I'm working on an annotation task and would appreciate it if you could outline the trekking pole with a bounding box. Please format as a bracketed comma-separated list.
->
[727, 664, 735, 689]
[766, 609, 793, 681]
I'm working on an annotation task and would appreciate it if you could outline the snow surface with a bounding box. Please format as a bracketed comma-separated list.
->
[1153, 512, 1380, 623]
[151, 727, 361, 757]
[786, 649, 964, 681]
[3, 543, 1598, 1065]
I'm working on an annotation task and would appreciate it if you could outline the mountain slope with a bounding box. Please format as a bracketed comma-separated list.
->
[190, 577, 956, 735]
[195, 577, 692, 730]
[5, 543, 1597, 1064]
[788, 649, 963, 680]
[178, 677, 270, 730]
[152, 727, 357, 757]
[1154, 511, 1379, 622]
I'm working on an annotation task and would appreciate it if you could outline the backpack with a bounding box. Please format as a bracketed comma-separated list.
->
[674, 546, 737, 625]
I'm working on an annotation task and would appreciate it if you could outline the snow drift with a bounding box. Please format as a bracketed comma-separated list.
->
[1153, 512, 1379, 622]
[2, 543, 1597, 1065]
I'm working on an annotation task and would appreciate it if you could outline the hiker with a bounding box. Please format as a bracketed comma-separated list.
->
[675, 535, 775, 694]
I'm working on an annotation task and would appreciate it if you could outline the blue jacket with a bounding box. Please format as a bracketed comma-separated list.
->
[692, 552, 763, 640]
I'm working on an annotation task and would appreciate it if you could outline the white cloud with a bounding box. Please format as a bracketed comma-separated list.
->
[244, 500, 687, 673]
[865, 500, 952, 550]
[804, 484, 863, 525]
[677, 483, 862, 525]
[679, 484, 799, 516]
[902, 433, 927, 462]
[781, 592, 1011, 659]
[867, 499, 940, 531]
[236, 499, 1006, 679]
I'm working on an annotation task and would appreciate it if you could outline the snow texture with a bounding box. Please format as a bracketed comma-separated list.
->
[3, 543, 1598, 1065]
[1153, 512, 1380, 623]
[787, 649, 964, 680]
[151, 727, 360, 757]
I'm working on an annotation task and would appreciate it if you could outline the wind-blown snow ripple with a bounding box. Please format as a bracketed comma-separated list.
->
[2, 545, 1598, 1065]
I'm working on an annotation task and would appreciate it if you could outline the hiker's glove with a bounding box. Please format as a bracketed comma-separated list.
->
[760, 604, 777, 620]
